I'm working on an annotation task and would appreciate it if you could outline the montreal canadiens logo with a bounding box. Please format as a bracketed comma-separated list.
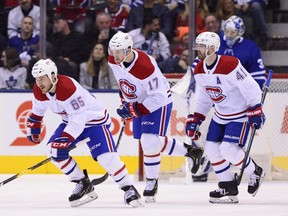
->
[205, 86, 226, 103]
[119, 79, 137, 99]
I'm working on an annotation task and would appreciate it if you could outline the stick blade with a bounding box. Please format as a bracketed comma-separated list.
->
[91, 173, 109, 185]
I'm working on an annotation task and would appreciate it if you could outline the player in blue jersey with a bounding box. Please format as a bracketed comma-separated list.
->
[218, 15, 266, 89]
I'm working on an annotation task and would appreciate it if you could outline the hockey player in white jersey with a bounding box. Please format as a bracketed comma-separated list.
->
[108, 31, 204, 203]
[186, 32, 266, 203]
[26, 59, 143, 208]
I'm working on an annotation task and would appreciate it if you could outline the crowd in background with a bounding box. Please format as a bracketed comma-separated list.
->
[0, 0, 280, 90]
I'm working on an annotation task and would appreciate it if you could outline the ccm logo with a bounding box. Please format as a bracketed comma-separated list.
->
[51, 142, 69, 148]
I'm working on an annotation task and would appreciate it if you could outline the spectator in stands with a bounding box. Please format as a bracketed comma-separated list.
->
[25, 42, 78, 89]
[51, 0, 91, 34]
[79, 43, 118, 90]
[175, 0, 209, 36]
[215, 0, 235, 30]
[159, 48, 189, 73]
[172, 26, 188, 57]
[83, 12, 117, 59]
[0, 47, 27, 89]
[218, 15, 266, 88]
[0, 33, 7, 67]
[48, 13, 86, 77]
[7, 0, 40, 39]
[129, 15, 171, 64]
[234, 0, 268, 45]
[9, 16, 39, 67]
[104, 0, 130, 32]
[125, 0, 173, 41]
[204, 13, 223, 36]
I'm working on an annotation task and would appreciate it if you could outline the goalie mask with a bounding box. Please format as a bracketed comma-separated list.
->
[224, 15, 245, 47]
[32, 59, 58, 86]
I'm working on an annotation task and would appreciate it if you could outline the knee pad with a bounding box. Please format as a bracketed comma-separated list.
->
[140, 133, 161, 155]
[204, 141, 222, 163]
[220, 141, 244, 164]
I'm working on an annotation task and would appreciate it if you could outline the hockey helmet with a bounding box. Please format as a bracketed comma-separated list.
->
[109, 31, 133, 52]
[195, 31, 220, 52]
[224, 15, 245, 47]
[32, 59, 58, 83]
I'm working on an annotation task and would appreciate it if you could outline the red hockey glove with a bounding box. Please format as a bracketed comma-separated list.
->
[247, 104, 265, 129]
[186, 113, 205, 140]
[26, 114, 43, 144]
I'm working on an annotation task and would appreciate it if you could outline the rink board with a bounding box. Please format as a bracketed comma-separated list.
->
[0, 92, 288, 175]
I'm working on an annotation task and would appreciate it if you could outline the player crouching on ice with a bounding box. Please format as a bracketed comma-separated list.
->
[26, 59, 144, 207]
[108, 31, 204, 203]
[185, 32, 266, 203]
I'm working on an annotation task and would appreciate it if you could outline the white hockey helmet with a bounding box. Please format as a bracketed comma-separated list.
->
[109, 31, 133, 51]
[32, 59, 57, 80]
[224, 15, 245, 47]
[195, 31, 220, 52]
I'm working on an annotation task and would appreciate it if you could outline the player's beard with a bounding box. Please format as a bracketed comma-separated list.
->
[197, 51, 205, 61]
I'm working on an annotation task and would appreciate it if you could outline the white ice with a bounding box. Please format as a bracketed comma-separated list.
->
[0, 174, 287, 216]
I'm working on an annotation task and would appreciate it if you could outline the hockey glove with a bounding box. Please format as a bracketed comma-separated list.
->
[186, 113, 206, 140]
[247, 104, 266, 129]
[117, 102, 149, 119]
[51, 137, 72, 161]
[26, 114, 43, 144]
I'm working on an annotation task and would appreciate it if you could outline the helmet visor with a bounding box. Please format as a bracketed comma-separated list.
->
[109, 48, 125, 57]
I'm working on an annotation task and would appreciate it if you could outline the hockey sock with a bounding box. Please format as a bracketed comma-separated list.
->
[97, 152, 133, 187]
[51, 157, 84, 181]
[141, 133, 161, 179]
[220, 141, 255, 174]
[159, 136, 187, 156]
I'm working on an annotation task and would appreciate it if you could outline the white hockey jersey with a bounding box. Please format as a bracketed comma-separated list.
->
[194, 55, 262, 124]
[0, 66, 27, 89]
[32, 75, 110, 139]
[108, 49, 172, 113]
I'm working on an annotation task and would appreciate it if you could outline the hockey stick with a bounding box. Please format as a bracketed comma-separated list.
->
[91, 120, 126, 185]
[236, 69, 273, 185]
[0, 144, 79, 188]
[0, 157, 52, 188]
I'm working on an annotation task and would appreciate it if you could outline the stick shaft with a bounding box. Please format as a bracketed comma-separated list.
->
[237, 69, 273, 184]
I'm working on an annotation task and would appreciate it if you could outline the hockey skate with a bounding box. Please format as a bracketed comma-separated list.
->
[121, 185, 144, 208]
[69, 169, 98, 207]
[185, 144, 204, 174]
[209, 181, 239, 204]
[143, 178, 158, 203]
[248, 162, 265, 197]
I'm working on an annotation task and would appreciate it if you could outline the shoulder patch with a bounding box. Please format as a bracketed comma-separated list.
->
[129, 50, 154, 80]
[214, 56, 238, 75]
[33, 84, 49, 101]
[56, 75, 76, 101]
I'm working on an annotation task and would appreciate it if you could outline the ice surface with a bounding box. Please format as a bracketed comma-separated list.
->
[0, 174, 287, 216]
